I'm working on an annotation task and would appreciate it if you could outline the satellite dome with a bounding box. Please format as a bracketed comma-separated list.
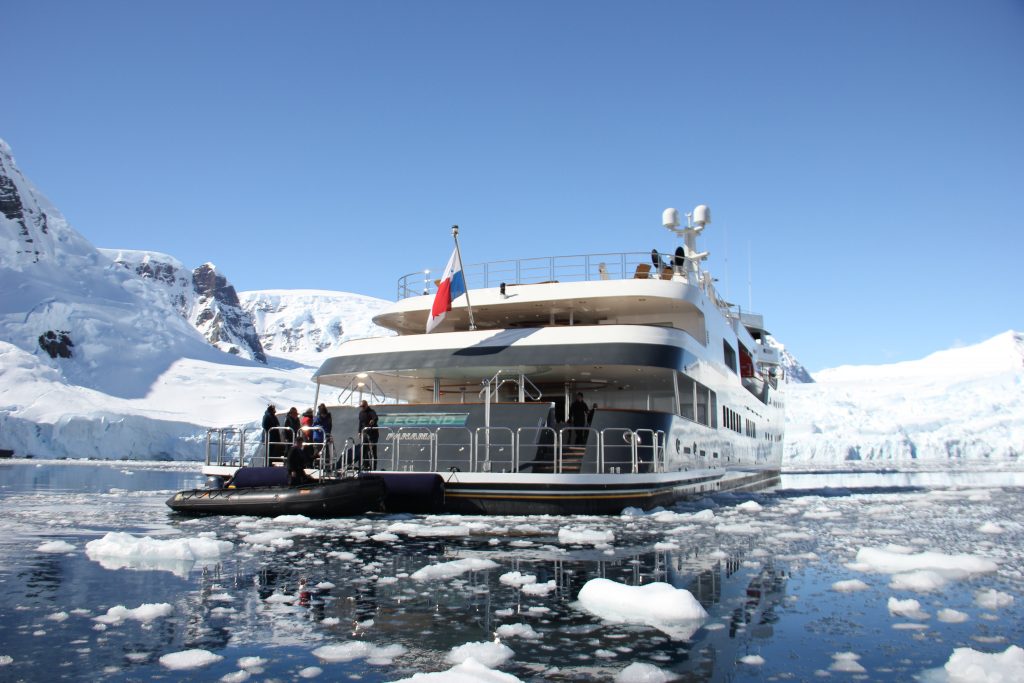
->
[693, 205, 711, 226]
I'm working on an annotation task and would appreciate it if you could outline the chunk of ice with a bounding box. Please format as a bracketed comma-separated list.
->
[158, 649, 223, 670]
[446, 641, 514, 668]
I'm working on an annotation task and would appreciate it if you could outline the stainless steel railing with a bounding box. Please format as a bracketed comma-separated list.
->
[204, 425, 667, 475]
[397, 252, 658, 300]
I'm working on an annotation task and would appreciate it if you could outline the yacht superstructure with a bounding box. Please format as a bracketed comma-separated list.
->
[204, 205, 785, 514]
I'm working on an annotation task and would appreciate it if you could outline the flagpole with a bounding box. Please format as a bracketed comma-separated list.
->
[451, 224, 477, 331]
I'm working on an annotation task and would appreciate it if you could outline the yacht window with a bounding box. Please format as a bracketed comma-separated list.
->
[677, 373, 695, 421]
[723, 341, 737, 373]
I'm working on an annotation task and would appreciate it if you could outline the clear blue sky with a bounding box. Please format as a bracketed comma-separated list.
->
[4, 1, 1022, 372]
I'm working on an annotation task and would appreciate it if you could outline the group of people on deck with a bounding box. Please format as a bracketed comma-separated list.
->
[261, 401, 378, 484]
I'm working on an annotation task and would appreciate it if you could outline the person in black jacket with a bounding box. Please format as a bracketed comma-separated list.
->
[262, 404, 283, 460]
[287, 432, 311, 486]
[568, 392, 590, 445]
[284, 407, 301, 439]
[357, 400, 379, 469]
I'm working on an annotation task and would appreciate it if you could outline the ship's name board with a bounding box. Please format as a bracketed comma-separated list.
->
[378, 413, 470, 428]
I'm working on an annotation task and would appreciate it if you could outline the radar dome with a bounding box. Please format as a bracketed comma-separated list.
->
[662, 208, 680, 228]
[693, 205, 711, 226]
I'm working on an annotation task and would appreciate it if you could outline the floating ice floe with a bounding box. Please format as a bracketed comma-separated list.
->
[576, 578, 708, 640]
[889, 570, 950, 592]
[975, 588, 1014, 610]
[718, 521, 766, 535]
[93, 603, 173, 625]
[312, 642, 406, 665]
[242, 529, 295, 548]
[158, 649, 223, 670]
[389, 656, 522, 682]
[739, 654, 765, 665]
[499, 571, 537, 587]
[829, 652, 866, 673]
[887, 597, 930, 620]
[410, 558, 499, 581]
[36, 540, 75, 553]
[521, 580, 556, 597]
[85, 532, 233, 577]
[221, 670, 250, 682]
[298, 666, 322, 678]
[853, 547, 998, 586]
[387, 522, 472, 537]
[978, 522, 1005, 534]
[919, 645, 1024, 683]
[936, 608, 969, 624]
[832, 579, 869, 592]
[238, 656, 267, 670]
[495, 623, 540, 640]
[737, 500, 763, 513]
[614, 661, 676, 682]
[558, 526, 614, 545]
[447, 640, 515, 667]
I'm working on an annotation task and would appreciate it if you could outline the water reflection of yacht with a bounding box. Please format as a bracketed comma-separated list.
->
[206, 205, 786, 514]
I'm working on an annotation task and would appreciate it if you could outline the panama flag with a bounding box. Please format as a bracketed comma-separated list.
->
[426, 246, 467, 333]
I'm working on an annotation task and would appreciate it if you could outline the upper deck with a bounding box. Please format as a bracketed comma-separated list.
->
[379, 249, 741, 338]
[396, 251, 663, 300]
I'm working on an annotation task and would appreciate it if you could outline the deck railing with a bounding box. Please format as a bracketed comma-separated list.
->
[204, 426, 667, 475]
[397, 251, 658, 300]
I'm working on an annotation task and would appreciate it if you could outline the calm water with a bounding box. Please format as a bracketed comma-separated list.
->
[1, 460, 1022, 682]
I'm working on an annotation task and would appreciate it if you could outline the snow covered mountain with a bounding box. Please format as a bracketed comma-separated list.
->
[0, 139, 250, 399]
[785, 331, 1024, 466]
[239, 289, 393, 365]
[2, 137, 1019, 466]
[102, 249, 266, 363]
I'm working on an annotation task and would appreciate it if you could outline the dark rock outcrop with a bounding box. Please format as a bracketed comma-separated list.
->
[38, 330, 74, 359]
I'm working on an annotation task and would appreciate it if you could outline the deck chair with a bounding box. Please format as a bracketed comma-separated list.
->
[632, 263, 652, 279]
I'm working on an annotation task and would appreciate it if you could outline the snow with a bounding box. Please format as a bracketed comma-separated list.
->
[786, 331, 1024, 465]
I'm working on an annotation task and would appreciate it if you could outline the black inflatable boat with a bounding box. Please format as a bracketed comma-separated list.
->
[167, 468, 386, 517]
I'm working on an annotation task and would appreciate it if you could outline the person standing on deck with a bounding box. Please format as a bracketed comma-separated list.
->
[284, 407, 301, 440]
[262, 404, 283, 460]
[358, 400, 379, 469]
[568, 392, 590, 446]
[287, 432, 311, 486]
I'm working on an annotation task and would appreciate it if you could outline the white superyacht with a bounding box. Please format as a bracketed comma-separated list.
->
[205, 205, 785, 514]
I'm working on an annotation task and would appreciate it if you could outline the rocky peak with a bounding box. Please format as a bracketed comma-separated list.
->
[191, 263, 266, 363]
